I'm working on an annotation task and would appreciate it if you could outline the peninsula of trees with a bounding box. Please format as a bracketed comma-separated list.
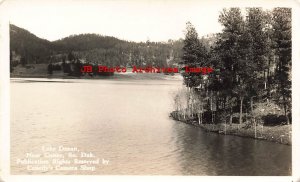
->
[172, 8, 291, 144]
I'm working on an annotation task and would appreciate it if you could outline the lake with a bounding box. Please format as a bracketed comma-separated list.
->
[10, 78, 291, 175]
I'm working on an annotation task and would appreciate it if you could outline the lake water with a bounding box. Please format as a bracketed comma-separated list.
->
[10, 78, 291, 175]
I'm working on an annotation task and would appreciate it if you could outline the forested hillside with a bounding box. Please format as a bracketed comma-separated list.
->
[10, 24, 53, 64]
[172, 7, 291, 142]
[10, 24, 187, 68]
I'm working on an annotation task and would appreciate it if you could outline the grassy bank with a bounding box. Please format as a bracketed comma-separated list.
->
[170, 111, 292, 145]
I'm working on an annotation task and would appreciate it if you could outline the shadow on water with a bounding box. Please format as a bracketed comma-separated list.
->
[170, 121, 291, 176]
[10, 79, 291, 175]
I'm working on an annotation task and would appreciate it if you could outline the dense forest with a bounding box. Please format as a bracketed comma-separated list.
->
[10, 24, 219, 72]
[173, 8, 291, 132]
[10, 24, 187, 69]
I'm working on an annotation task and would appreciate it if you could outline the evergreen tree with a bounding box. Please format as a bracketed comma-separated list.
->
[272, 8, 292, 124]
[181, 21, 208, 88]
[216, 8, 245, 124]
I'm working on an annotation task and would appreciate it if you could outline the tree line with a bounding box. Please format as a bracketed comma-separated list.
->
[10, 24, 184, 69]
[174, 8, 291, 127]
[47, 52, 114, 77]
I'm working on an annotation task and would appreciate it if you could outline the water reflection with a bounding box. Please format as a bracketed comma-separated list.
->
[11, 78, 291, 175]
[171, 121, 291, 175]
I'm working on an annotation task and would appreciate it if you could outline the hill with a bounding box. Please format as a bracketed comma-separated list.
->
[10, 24, 53, 63]
[10, 24, 218, 68]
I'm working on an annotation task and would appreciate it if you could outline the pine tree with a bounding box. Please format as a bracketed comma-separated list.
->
[272, 8, 292, 124]
[240, 8, 271, 126]
[216, 8, 245, 125]
[181, 22, 208, 88]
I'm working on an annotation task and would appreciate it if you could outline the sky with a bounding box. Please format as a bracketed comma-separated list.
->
[3, 0, 292, 42]
[5, 0, 226, 42]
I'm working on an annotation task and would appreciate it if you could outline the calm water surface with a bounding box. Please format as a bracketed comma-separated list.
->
[10, 78, 291, 175]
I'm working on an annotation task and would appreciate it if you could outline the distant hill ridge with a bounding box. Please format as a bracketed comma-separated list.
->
[10, 24, 214, 66]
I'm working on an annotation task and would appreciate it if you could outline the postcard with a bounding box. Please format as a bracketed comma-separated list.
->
[0, 0, 299, 182]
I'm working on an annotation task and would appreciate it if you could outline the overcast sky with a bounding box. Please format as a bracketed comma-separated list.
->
[4, 0, 291, 42]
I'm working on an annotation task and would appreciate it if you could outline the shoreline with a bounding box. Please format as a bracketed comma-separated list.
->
[10, 72, 183, 81]
[170, 111, 292, 145]
[10, 64, 183, 81]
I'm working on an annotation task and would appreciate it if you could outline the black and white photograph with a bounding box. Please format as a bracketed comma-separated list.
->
[0, 0, 299, 181]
